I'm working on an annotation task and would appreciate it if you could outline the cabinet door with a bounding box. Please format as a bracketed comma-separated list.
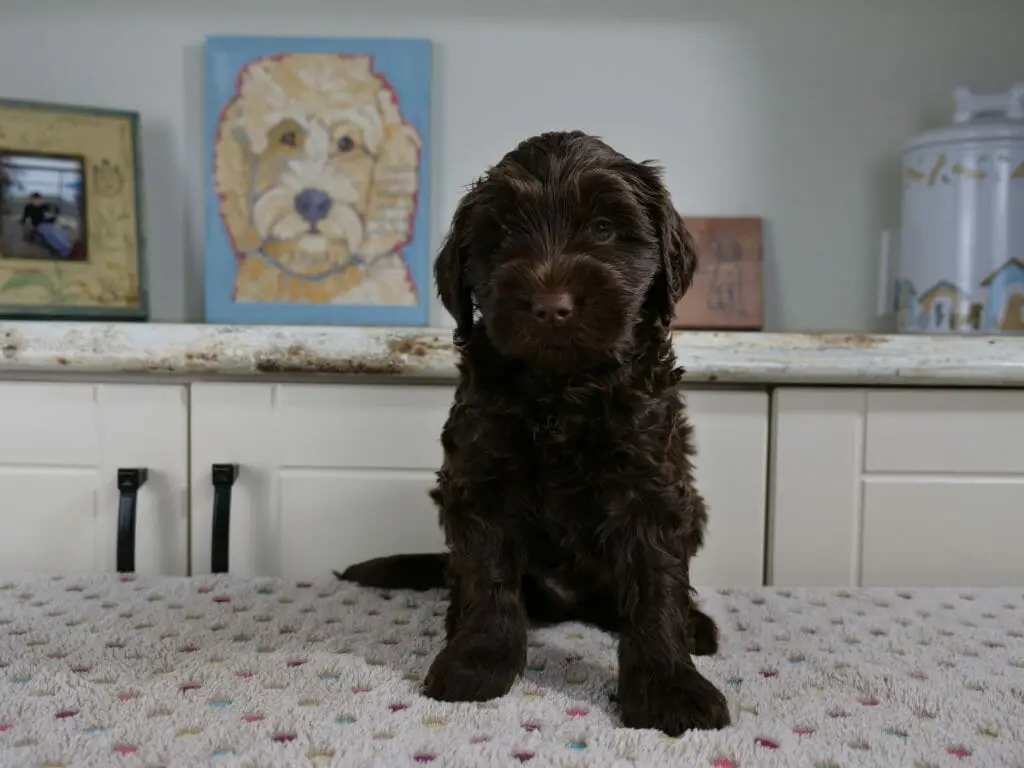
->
[190, 383, 768, 586]
[861, 390, 1024, 587]
[0, 382, 188, 575]
[768, 389, 867, 587]
[769, 388, 1024, 587]
[686, 390, 768, 587]
[189, 382, 450, 580]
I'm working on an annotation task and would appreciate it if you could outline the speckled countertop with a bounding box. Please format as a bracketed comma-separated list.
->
[0, 321, 1022, 386]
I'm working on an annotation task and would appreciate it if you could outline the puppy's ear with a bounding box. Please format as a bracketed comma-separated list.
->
[434, 186, 479, 342]
[631, 161, 698, 325]
[656, 201, 699, 325]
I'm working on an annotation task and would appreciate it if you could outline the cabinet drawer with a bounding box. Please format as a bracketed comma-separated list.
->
[277, 384, 454, 470]
[865, 390, 1024, 473]
[861, 478, 1024, 586]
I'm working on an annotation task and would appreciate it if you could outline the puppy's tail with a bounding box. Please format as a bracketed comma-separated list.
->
[334, 553, 448, 591]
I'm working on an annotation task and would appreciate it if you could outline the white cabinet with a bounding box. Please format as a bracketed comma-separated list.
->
[188, 383, 451, 580]
[769, 388, 1024, 588]
[0, 382, 188, 575]
[10, 377, 1021, 589]
[189, 383, 769, 587]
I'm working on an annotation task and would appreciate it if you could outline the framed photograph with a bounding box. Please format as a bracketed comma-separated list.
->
[204, 35, 432, 326]
[672, 216, 764, 331]
[0, 99, 146, 320]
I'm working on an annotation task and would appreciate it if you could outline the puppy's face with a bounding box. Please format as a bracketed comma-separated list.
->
[435, 131, 697, 374]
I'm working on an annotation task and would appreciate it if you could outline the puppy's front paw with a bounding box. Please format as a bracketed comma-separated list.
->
[423, 635, 522, 702]
[618, 665, 730, 736]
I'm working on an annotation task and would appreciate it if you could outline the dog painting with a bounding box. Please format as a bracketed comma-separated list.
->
[204, 37, 431, 325]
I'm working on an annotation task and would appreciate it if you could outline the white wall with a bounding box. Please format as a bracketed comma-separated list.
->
[2, 0, 1022, 331]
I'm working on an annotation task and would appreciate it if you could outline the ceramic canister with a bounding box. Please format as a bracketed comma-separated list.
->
[897, 84, 1024, 334]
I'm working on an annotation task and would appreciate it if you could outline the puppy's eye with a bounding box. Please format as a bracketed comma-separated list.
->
[280, 131, 297, 147]
[337, 136, 355, 152]
[589, 219, 615, 242]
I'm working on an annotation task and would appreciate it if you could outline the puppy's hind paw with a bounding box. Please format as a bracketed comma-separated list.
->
[687, 607, 720, 656]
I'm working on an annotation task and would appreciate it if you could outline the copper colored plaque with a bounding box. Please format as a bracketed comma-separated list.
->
[672, 216, 764, 330]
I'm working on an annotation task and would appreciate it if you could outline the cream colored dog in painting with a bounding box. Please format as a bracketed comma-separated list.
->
[213, 53, 422, 306]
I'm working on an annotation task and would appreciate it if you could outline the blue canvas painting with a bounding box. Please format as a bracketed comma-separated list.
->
[204, 36, 432, 326]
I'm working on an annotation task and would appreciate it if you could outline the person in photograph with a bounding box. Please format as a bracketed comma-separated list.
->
[21, 191, 72, 258]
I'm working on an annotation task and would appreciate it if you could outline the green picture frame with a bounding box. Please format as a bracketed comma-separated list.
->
[0, 98, 148, 320]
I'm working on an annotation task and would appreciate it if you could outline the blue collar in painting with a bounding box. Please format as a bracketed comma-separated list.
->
[254, 246, 367, 283]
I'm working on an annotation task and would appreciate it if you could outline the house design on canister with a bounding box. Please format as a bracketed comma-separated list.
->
[978, 258, 1024, 332]
[893, 278, 918, 329]
[917, 280, 969, 331]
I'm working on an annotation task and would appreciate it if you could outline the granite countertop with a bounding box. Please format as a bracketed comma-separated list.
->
[1, 321, 1022, 386]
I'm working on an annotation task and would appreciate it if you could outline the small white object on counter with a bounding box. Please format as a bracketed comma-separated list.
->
[2, 321, 1024, 386]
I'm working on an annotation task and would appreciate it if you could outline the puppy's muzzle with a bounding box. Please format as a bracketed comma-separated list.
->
[494, 259, 587, 335]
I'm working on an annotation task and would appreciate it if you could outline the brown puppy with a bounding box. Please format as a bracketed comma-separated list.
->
[340, 130, 730, 736]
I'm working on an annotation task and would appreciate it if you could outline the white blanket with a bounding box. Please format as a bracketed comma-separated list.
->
[0, 574, 1021, 767]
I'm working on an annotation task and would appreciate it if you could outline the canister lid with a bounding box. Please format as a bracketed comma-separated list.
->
[903, 84, 1024, 152]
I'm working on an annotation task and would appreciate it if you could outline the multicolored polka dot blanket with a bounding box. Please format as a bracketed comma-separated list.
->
[0, 575, 1021, 767]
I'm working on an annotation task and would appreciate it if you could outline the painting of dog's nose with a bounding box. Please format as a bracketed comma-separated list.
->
[532, 292, 575, 325]
[294, 188, 333, 224]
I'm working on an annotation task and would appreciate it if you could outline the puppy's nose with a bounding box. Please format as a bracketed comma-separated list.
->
[531, 293, 575, 324]
[294, 188, 333, 223]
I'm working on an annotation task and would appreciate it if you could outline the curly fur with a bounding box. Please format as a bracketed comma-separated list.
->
[212, 53, 421, 305]
[339, 131, 730, 736]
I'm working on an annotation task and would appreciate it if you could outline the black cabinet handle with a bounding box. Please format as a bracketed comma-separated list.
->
[211, 464, 240, 574]
[116, 468, 148, 573]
